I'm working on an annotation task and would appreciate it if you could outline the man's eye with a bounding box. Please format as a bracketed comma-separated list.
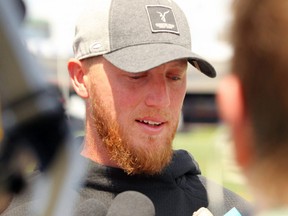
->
[170, 76, 181, 81]
[129, 74, 146, 80]
[130, 76, 142, 80]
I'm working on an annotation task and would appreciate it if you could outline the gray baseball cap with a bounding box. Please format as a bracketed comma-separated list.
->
[73, 0, 216, 78]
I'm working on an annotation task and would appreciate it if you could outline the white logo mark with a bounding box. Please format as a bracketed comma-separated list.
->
[157, 10, 170, 22]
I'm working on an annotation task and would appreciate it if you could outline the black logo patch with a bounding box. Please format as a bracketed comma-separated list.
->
[146, 5, 179, 34]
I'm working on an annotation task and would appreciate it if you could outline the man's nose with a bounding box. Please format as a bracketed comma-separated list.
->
[145, 77, 170, 108]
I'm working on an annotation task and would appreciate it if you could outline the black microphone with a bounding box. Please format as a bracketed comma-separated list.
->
[106, 191, 155, 216]
[0, 0, 66, 175]
[73, 199, 108, 216]
[0, 1, 88, 215]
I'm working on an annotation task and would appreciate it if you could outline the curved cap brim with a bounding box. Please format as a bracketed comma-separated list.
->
[103, 43, 216, 78]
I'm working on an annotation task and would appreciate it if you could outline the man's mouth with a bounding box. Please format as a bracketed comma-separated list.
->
[136, 120, 163, 127]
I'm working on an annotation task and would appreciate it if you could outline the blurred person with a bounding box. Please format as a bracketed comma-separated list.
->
[217, 0, 288, 215]
[65, 0, 251, 215]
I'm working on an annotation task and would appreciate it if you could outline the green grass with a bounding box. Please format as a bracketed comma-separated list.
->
[173, 124, 252, 201]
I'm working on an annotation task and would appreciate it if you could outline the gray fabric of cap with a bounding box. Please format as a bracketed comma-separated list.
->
[73, 0, 216, 78]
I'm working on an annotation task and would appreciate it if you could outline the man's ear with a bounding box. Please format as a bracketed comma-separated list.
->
[67, 59, 89, 98]
[216, 74, 252, 168]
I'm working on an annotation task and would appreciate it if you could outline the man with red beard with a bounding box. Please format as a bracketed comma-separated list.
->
[65, 0, 253, 215]
[0, 0, 252, 215]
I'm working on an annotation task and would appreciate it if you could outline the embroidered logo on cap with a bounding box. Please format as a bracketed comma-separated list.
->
[146, 5, 179, 34]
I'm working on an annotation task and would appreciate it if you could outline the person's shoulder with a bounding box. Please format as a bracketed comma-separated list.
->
[198, 175, 254, 216]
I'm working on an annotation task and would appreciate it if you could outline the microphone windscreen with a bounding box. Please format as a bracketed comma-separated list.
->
[106, 191, 155, 216]
[73, 199, 107, 216]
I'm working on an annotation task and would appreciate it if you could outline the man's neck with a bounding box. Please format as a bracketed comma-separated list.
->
[81, 130, 119, 168]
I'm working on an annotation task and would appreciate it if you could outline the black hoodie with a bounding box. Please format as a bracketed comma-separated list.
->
[78, 149, 252, 216]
